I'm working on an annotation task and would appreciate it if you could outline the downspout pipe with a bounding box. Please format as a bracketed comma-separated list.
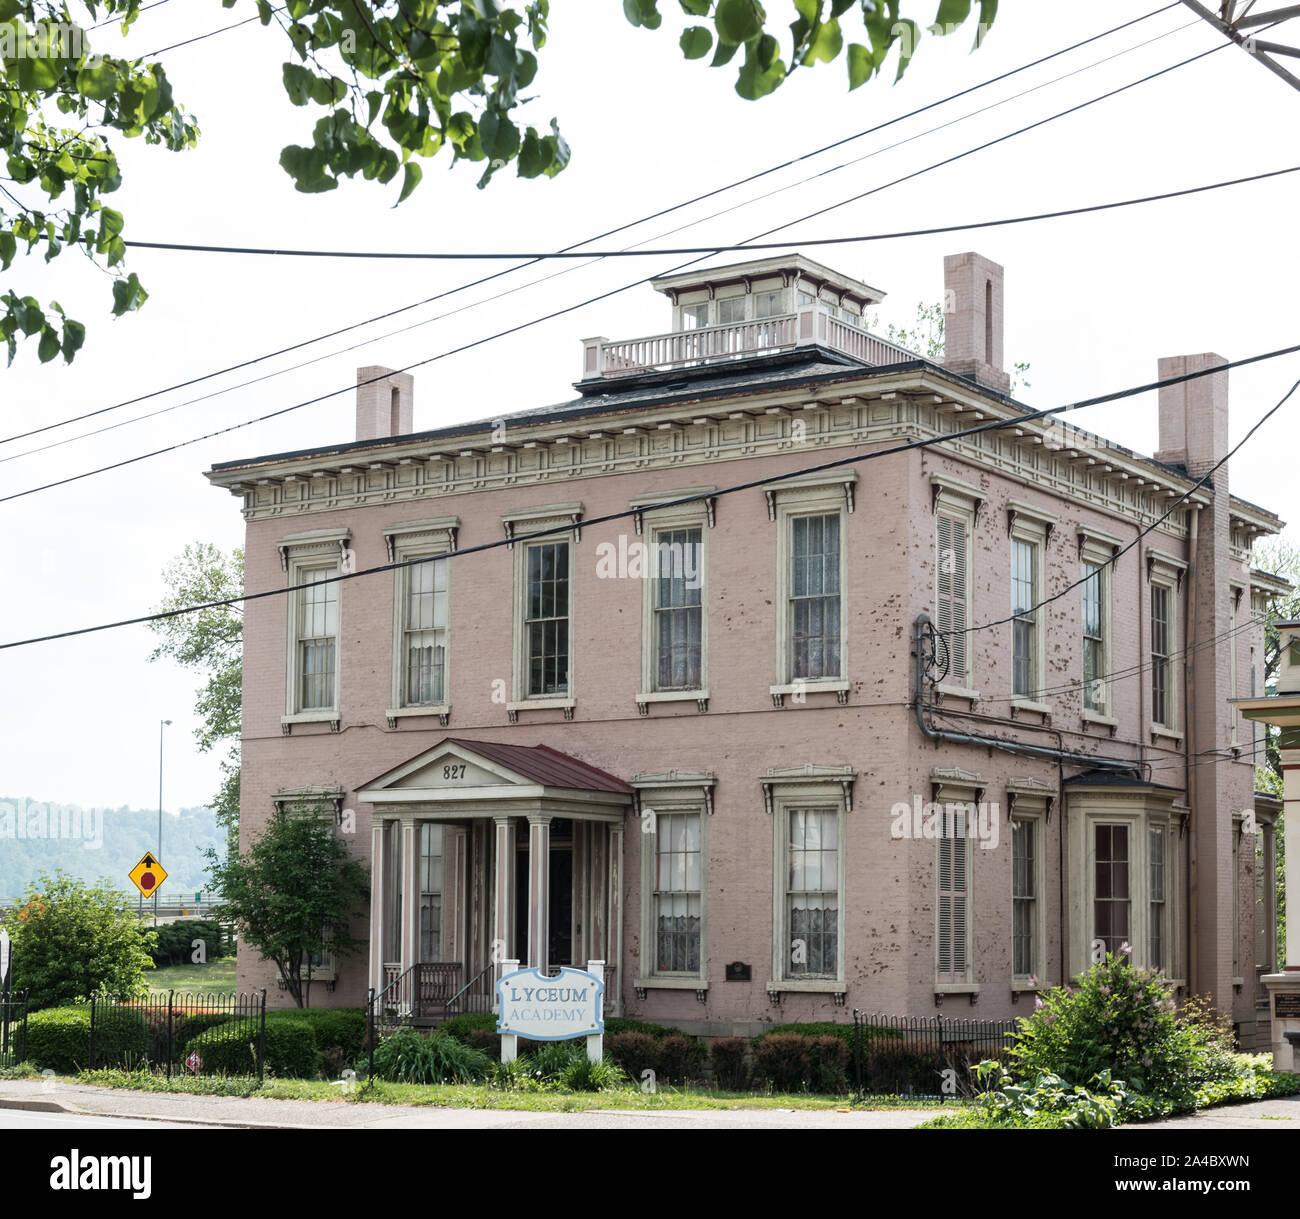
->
[912, 614, 1142, 775]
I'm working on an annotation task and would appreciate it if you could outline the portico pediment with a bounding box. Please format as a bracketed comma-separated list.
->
[357, 738, 632, 820]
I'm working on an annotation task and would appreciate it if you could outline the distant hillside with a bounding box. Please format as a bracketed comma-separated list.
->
[0, 797, 226, 899]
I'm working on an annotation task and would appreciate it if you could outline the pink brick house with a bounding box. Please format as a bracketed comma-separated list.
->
[206, 251, 1287, 1042]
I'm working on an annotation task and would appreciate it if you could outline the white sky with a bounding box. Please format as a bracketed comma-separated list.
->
[3, 1, 1298, 813]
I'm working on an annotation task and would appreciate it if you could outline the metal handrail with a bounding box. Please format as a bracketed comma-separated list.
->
[447, 962, 495, 1011]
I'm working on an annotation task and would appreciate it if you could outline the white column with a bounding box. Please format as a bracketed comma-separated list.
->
[608, 824, 624, 1016]
[528, 814, 551, 973]
[400, 820, 419, 975]
[493, 816, 516, 981]
[1285, 757, 1300, 969]
[368, 819, 386, 995]
[585, 958, 605, 1063]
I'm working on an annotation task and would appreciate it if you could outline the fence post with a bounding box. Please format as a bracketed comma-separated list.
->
[366, 987, 375, 1090]
[166, 991, 174, 1082]
[852, 1009, 862, 1098]
[18, 990, 27, 1065]
[257, 990, 267, 1084]
[88, 992, 97, 1070]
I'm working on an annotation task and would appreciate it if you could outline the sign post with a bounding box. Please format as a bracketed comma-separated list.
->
[496, 959, 606, 1065]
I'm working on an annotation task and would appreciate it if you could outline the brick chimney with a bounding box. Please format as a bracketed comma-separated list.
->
[356, 366, 413, 442]
[942, 252, 1010, 395]
[1154, 353, 1228, 478]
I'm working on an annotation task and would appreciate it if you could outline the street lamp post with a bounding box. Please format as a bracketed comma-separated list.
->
[155, 719, 172, 926]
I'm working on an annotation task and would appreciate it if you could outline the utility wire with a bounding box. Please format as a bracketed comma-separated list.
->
[1, 37, 1232, 501]
[947, 374, 1300, 648]
[0, 3, 1182, 448]
[4, 342, 1297, 649]
[113, 164, 1299, 262]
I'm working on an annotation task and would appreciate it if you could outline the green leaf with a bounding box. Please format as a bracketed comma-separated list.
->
[933, 0, 972, 27]
[37, 325, 60, 363]
[716, 0, 765, 44]
[846, 41, 873, 90]
[282, 62, 314, 106]
[396, 161, 421, 204]
[61, 317, 86, 361]
[803, 17, 841, 64]
[680, 25, 713, 59]
[623, 0, 663, 29]
[711, 38, 741, 67]
[679, 0, 711, 15]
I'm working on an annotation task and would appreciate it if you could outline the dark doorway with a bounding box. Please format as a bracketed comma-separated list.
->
[514, 818, 573, 970]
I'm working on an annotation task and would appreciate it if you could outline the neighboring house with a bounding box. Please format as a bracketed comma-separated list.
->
[206, 251, 1287, 1043]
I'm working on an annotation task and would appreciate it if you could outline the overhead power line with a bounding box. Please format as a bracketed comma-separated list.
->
[0, 3, 1183, 449]
[948, 372, 1300, 649]
[3, 343, 1297, 651]
[109, 164, 1300, 262]
[1, 36, 1234, 502]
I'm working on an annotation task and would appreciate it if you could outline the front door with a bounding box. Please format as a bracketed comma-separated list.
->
[514, 817, 573, 969]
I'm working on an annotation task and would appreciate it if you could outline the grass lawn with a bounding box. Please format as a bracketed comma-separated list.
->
[72, 1067, 957, 1112]
[145, 957, 238, 995]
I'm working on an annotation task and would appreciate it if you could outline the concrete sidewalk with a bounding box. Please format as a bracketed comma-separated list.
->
[0, 1079, 942, 1130]
[1126, 1092, 1300, 1129]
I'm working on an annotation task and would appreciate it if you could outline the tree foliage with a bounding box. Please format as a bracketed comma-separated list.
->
[204, 804, 369, 1008]
[3, 1, 996, 367]
[2, 870, 158, 1010]
[147, 543, 243, 843]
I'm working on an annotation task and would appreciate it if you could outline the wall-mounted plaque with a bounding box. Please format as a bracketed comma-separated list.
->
[725, 962, 751, 982]
[1275, 993, 1300, 1019]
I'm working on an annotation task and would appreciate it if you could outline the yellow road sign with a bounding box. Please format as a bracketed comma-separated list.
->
[129, 853, 167, 898]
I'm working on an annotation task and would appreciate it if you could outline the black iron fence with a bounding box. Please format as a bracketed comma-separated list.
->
[852, 1010, 1018, 1097]
[1, 988, 27, 1068]
[89, 990, 267, 1081]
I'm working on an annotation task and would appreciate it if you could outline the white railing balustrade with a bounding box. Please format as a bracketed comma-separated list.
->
[584, 307, 917, 379]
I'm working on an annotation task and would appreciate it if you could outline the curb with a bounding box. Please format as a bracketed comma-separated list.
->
[0, 1097, 77, 1114]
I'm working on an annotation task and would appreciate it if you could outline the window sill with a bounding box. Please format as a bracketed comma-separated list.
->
[1082, 709, 1118, 728]
[281, 711, 340, 734]
[934, 684, 979, 703]
[1010, 699, 1052, 718]
[933, 983, 980, 995]
[386, 705, 450, 728]
[633, 977, 708, 991]
[1011, 981, 1043, 993]
[766, 979, 846, 994]
[506, 698, 576, 722]
[636, 690, 708, 704]
[769, 680, 849, 707]
[1151, 725, 1183, 744]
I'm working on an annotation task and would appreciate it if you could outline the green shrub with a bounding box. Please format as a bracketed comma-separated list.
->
[372, 1028, 493, 1084]
[148, 919, 231, 968]
[658, 1034, 707, 1083]
[753, 1034, 814, 1093]
[1011, 954, 1204, 1107]
[464, 1029, 499, 1055]
[604, 1031, 659, 1081]
[182, 1016, 320, 1078]
[527, 1040, 581, 1082]
[710, 1037, 750, 1090]
[603, 1017, 686, 1040]
[438, 1012, 498, 1042]
[862, 1045, 945, 1095]
[25, 1005, 148, 1073]
[268, 1009, 366, 1069]
[804, 1035, 850, 1094]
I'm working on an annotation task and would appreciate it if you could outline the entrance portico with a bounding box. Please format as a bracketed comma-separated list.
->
[358, 739, 632, 1015]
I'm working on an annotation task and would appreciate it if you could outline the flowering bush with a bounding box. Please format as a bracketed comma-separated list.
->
[1010, 951, 1234, 1112]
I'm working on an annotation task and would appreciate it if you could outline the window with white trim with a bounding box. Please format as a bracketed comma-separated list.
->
[1012, 817, 1039, 979]
[654, 811, 702, 972]
[1151, 583, 1174, 728]
[634, 772, 712, 991]
[765, 766, 852, 992]
[419, 822, 444, 962]
[933, 490, 975, 691]
[652, 527, 704, 690]
[279, 528, 350, 725]
[786, 807, 840, 978]
[1011, 538, 1038, 698]
[1094, 823, 1130, 957]
[505, 505, 581, 708]
[404, 558, 448, 705]
[937, 813, 970, 983]
[769, 473, 854, 694]
[1082, 560, 1108, 713]
[1149, 824, 1166, 971]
